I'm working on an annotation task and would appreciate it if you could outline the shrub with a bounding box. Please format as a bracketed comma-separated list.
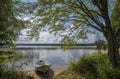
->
[103, 67, 120, 79]
[69, 55, 98, 79]
[95, 40, 107, 50]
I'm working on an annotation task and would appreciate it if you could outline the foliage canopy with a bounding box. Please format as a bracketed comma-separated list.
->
[0, 0, 24, 49]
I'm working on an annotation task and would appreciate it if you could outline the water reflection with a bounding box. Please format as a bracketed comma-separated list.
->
[14, 48, 97, 70]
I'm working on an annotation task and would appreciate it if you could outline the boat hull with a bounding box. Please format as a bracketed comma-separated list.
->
[35, 65, 50, 73]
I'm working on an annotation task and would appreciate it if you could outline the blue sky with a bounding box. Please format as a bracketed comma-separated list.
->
[20, 0, 37, 2]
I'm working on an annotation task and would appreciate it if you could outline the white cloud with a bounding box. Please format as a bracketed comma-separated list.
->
[37, 31, 60, 43]
[17, 30, 60, 43]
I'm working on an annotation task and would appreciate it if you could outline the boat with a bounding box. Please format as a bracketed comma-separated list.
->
[35, 60, 50, 73]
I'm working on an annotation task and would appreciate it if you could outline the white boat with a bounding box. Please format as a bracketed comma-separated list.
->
[35, 60, 50, 73]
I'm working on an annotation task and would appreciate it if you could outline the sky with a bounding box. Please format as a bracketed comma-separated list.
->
[20, 0, 37, 2]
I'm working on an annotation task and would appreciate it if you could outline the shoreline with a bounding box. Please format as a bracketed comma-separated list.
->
[26, 67, 65, 79]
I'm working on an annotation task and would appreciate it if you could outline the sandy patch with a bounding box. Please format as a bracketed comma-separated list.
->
[26, 67, 65, 79]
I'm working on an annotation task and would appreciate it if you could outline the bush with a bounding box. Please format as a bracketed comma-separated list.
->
[55, 52, 120, 79]
[95, 40, 107, 50]
[70, 53, 109, 79]
[69, 55, 98, 79]
[103, 67, 120, 79]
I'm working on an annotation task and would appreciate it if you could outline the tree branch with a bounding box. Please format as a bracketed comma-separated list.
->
[76, 0, 105, 32]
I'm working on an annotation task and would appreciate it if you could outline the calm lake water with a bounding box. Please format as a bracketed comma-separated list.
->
[13, 48, 97, 70]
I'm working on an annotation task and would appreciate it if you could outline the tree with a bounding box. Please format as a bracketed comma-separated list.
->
[0, 0, 24, 49]
[95, 40, 107, 51]
[32, 0, 120, 67]
[111, 0, 120, 47]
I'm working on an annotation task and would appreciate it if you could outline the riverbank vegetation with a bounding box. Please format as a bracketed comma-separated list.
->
[54, 52, 120, 79]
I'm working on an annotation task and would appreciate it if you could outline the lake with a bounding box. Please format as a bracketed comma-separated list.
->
[13, 48, 97, 70]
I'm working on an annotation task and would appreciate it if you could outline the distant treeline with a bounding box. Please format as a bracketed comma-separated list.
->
[16, 43, 96, 46]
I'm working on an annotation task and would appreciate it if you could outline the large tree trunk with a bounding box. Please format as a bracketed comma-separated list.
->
[105, 30, 120, 67]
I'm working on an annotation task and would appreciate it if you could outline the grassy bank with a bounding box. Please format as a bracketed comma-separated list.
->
[54, 52, 120, 79]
